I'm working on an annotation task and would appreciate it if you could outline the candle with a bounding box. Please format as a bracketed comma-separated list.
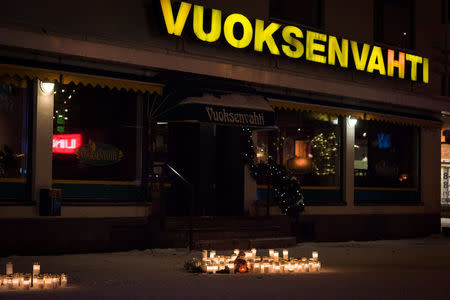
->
[283, 249, 289, 260]
[309, 259, 315, 272]
[202, 250, 208, 260]
[274, 263, 280, 273]
[44, 275, 52, 289]
[245, 251, 252, 259]
[23, 277, 31, 290]
[268, 249, 274, 257]
[312, 251, 319, 261]
[227, 263, 235, 273]
[316, 261, 321, 271]
[234, 249, 239, 255]
[6, 262, 13, 275]
[251, 248, 257, 257]
[210, 250, 216, 258]
[12, 274, 20, 289]
[52, 275, 58, 289]
[254, 263, 261, 273]
[274, 252, 279, 261]
[37, 275, 44, 289]
[7, 276, 13, 289]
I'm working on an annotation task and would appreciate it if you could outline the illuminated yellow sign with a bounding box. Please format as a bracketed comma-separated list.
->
[159, 0, 429, 83]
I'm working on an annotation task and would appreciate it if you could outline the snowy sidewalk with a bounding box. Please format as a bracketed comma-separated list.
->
[1, 236, 450, 299]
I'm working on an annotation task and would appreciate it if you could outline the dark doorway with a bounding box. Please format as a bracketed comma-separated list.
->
[214, 126, 244, 216]
[167, 124, 244, 216]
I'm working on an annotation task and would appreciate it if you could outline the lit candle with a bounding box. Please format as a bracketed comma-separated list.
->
[316, 261, 321, 271]
[251, 248, 257, 257]
[274, 252, 279, 261]
[202, 250, 208, 260]
[61, 274, 68, 287]
[227, 263, 235, 273]
[6, 262, 13, 275]
[12, 275, 20, 289]
[52, 275, 58, 289]
[282, 249, 289, 260]
[7, 276, 13, 289]
[268, 249, 274, 257]
[44, 275, 52, 289]
[254, 263, 261, 273]
[210, 250, 216, 258]
[23, 277, 31, 290]
[234, 249, 239, 255]
[312, 250, 319, 261]
[37, 275, 44, 289]
[274, 263, 280, 273]
[309, 259, 315, 272]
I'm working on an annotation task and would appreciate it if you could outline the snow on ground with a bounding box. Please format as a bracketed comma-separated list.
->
[1, 236, 450, 299]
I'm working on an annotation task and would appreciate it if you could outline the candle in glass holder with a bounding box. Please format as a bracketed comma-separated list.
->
[234, 249, 239, 255]
[254, 263, 261, 273]
[274, 263, 280, 273]
[268, 249, 274, 257]
[251, 248, 257, 257]
[52, 275, 58, 289]
[227, 263, 235, 273]
[274, 252, 279, 261]
[7, 276, 13, 289]
[316, 261, 321, 271]
[312, 251, 319, 261]
[23, 276, 31, 290]
[12, 275, 20, 289]
[210, 250, 216, 258]
[44, 275, 52, 289]
[282, 249, 289, 260]
[6, 262, 13, 275]
[37, 275, 44, 289]
[202, 250, 208, 260]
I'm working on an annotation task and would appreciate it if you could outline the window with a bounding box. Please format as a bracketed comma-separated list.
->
[374, 0, 414, 49]
[354, 120, 420, 204]
[254, 109, 342, 204]
[270, 0, 323, 29]
[0, 77, 31, 201]
[52, 83, 144, 201]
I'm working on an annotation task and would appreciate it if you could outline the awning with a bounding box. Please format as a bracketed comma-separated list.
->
[0, 64, 163, 95]
[167, 93, 276, 127]
[268, 98, 441, 128]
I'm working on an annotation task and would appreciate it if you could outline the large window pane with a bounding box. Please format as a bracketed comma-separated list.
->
[254, 109, 342, 204]
[52, 83, 143, 201]
[0, 78, 30, 201]
[354, 120, 420, 204]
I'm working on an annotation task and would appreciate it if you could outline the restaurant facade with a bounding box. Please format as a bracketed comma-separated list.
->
[0, 0, 448, 253]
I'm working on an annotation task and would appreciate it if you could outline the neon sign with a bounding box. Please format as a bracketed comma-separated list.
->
[53, 134, 82, 154]
[159, 0, 429, 83]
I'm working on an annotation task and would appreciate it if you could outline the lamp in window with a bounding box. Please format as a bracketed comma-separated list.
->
[286, 140, 313, 173]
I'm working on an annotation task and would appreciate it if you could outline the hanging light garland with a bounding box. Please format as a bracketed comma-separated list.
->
[241, 127, 304, 217]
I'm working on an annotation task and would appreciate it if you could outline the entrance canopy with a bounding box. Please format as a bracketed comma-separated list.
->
[167, 93, 275, 127]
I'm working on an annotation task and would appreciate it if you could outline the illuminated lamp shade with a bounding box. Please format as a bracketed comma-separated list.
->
[40, 81, 55, 94]
[287, 140, 313, 173]
[348, 116, 358, 127]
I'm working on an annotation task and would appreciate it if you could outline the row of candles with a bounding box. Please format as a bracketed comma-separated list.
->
[0, 262, 67, 290]
[201, 248, 321, 274]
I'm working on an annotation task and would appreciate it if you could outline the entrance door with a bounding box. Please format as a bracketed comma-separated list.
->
[214, 126, 244, 216]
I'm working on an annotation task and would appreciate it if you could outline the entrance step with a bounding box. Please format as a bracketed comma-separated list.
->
[193, 236, 296, 250]
[150, 216, 295, 248]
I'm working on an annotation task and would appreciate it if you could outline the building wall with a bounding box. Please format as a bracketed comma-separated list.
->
[0, 0, 445, 244]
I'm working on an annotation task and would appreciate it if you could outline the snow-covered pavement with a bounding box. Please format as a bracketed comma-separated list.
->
[1, 236, 450, 299]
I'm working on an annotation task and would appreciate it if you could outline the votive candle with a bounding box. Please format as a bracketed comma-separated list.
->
[282, 249, 289, 260]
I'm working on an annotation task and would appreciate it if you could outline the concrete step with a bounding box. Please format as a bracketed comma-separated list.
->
[193, 236, 296, 250]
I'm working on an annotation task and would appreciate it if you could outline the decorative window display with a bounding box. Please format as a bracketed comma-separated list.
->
[51, 83, 144, 201]
[254, 110, 342, 187]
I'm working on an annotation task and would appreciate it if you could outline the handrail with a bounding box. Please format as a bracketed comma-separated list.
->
[163, 163, 194, 251]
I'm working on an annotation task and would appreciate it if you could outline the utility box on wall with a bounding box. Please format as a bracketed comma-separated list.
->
[39, 188, 62, 216]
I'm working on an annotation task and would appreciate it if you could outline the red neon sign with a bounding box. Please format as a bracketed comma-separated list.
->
[53, 134, 82, 154]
